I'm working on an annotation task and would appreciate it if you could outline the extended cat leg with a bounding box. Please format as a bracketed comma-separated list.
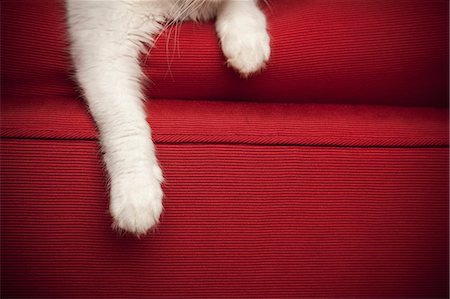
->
[216, 0, 270, 77]
[66, 1, 164, 236]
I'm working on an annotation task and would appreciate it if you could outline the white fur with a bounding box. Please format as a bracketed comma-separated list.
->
[66, 0, 270, 236]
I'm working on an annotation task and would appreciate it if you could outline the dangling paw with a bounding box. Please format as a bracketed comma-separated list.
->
[109, 164, 164, 237]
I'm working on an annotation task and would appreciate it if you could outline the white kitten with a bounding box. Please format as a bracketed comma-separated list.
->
[66, 0, 270, 236]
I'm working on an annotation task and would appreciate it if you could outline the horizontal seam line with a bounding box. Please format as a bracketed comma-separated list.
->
[1, 136, 448, 149]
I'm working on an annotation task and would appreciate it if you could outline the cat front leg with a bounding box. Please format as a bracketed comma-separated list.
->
[216, 0, 270, 77]
[66, 1, 164, 236]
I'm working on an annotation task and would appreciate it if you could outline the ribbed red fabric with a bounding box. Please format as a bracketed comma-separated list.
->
[2, 96, 449, 148]
[2, 96, 449, 297]
[1, 0, 74, 99]
[1, 0, 448, 105]
[2, 140, 449, 298]
[148, 0, 449, 106]
[1, 0, 449, 298]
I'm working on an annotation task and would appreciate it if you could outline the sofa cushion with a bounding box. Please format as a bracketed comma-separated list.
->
[2, 95, 449, 297]
[2, 0, 448, 106]
[148, 0, 449, 106]
[2, 96, 448, 148]
[1, 1, 449, 297]
[2, 134, 449, 298]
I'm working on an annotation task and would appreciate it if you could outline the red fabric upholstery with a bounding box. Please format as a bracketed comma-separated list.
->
[2, 0, 448, 105]
[2, 136, 449, 298]
[1, 0, 449, 298]
[2, 97, 449, 147]
[148, 1, 449, 106]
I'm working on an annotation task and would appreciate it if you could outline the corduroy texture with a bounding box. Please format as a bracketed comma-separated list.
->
[2, 97, 449, 297]
[1, 0, 449, 105]
[148, 0, 449, 106]
[1, 0, 449, 298]
[2, 97, 449, 148]
[2, 140, 449, 298]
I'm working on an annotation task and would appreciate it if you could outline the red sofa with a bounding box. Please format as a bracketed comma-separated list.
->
[2, 0, 449, 298]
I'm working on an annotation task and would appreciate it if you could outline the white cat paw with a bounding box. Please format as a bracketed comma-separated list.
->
[109, 164, 163, 237]
[220, 27, 270, 77]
